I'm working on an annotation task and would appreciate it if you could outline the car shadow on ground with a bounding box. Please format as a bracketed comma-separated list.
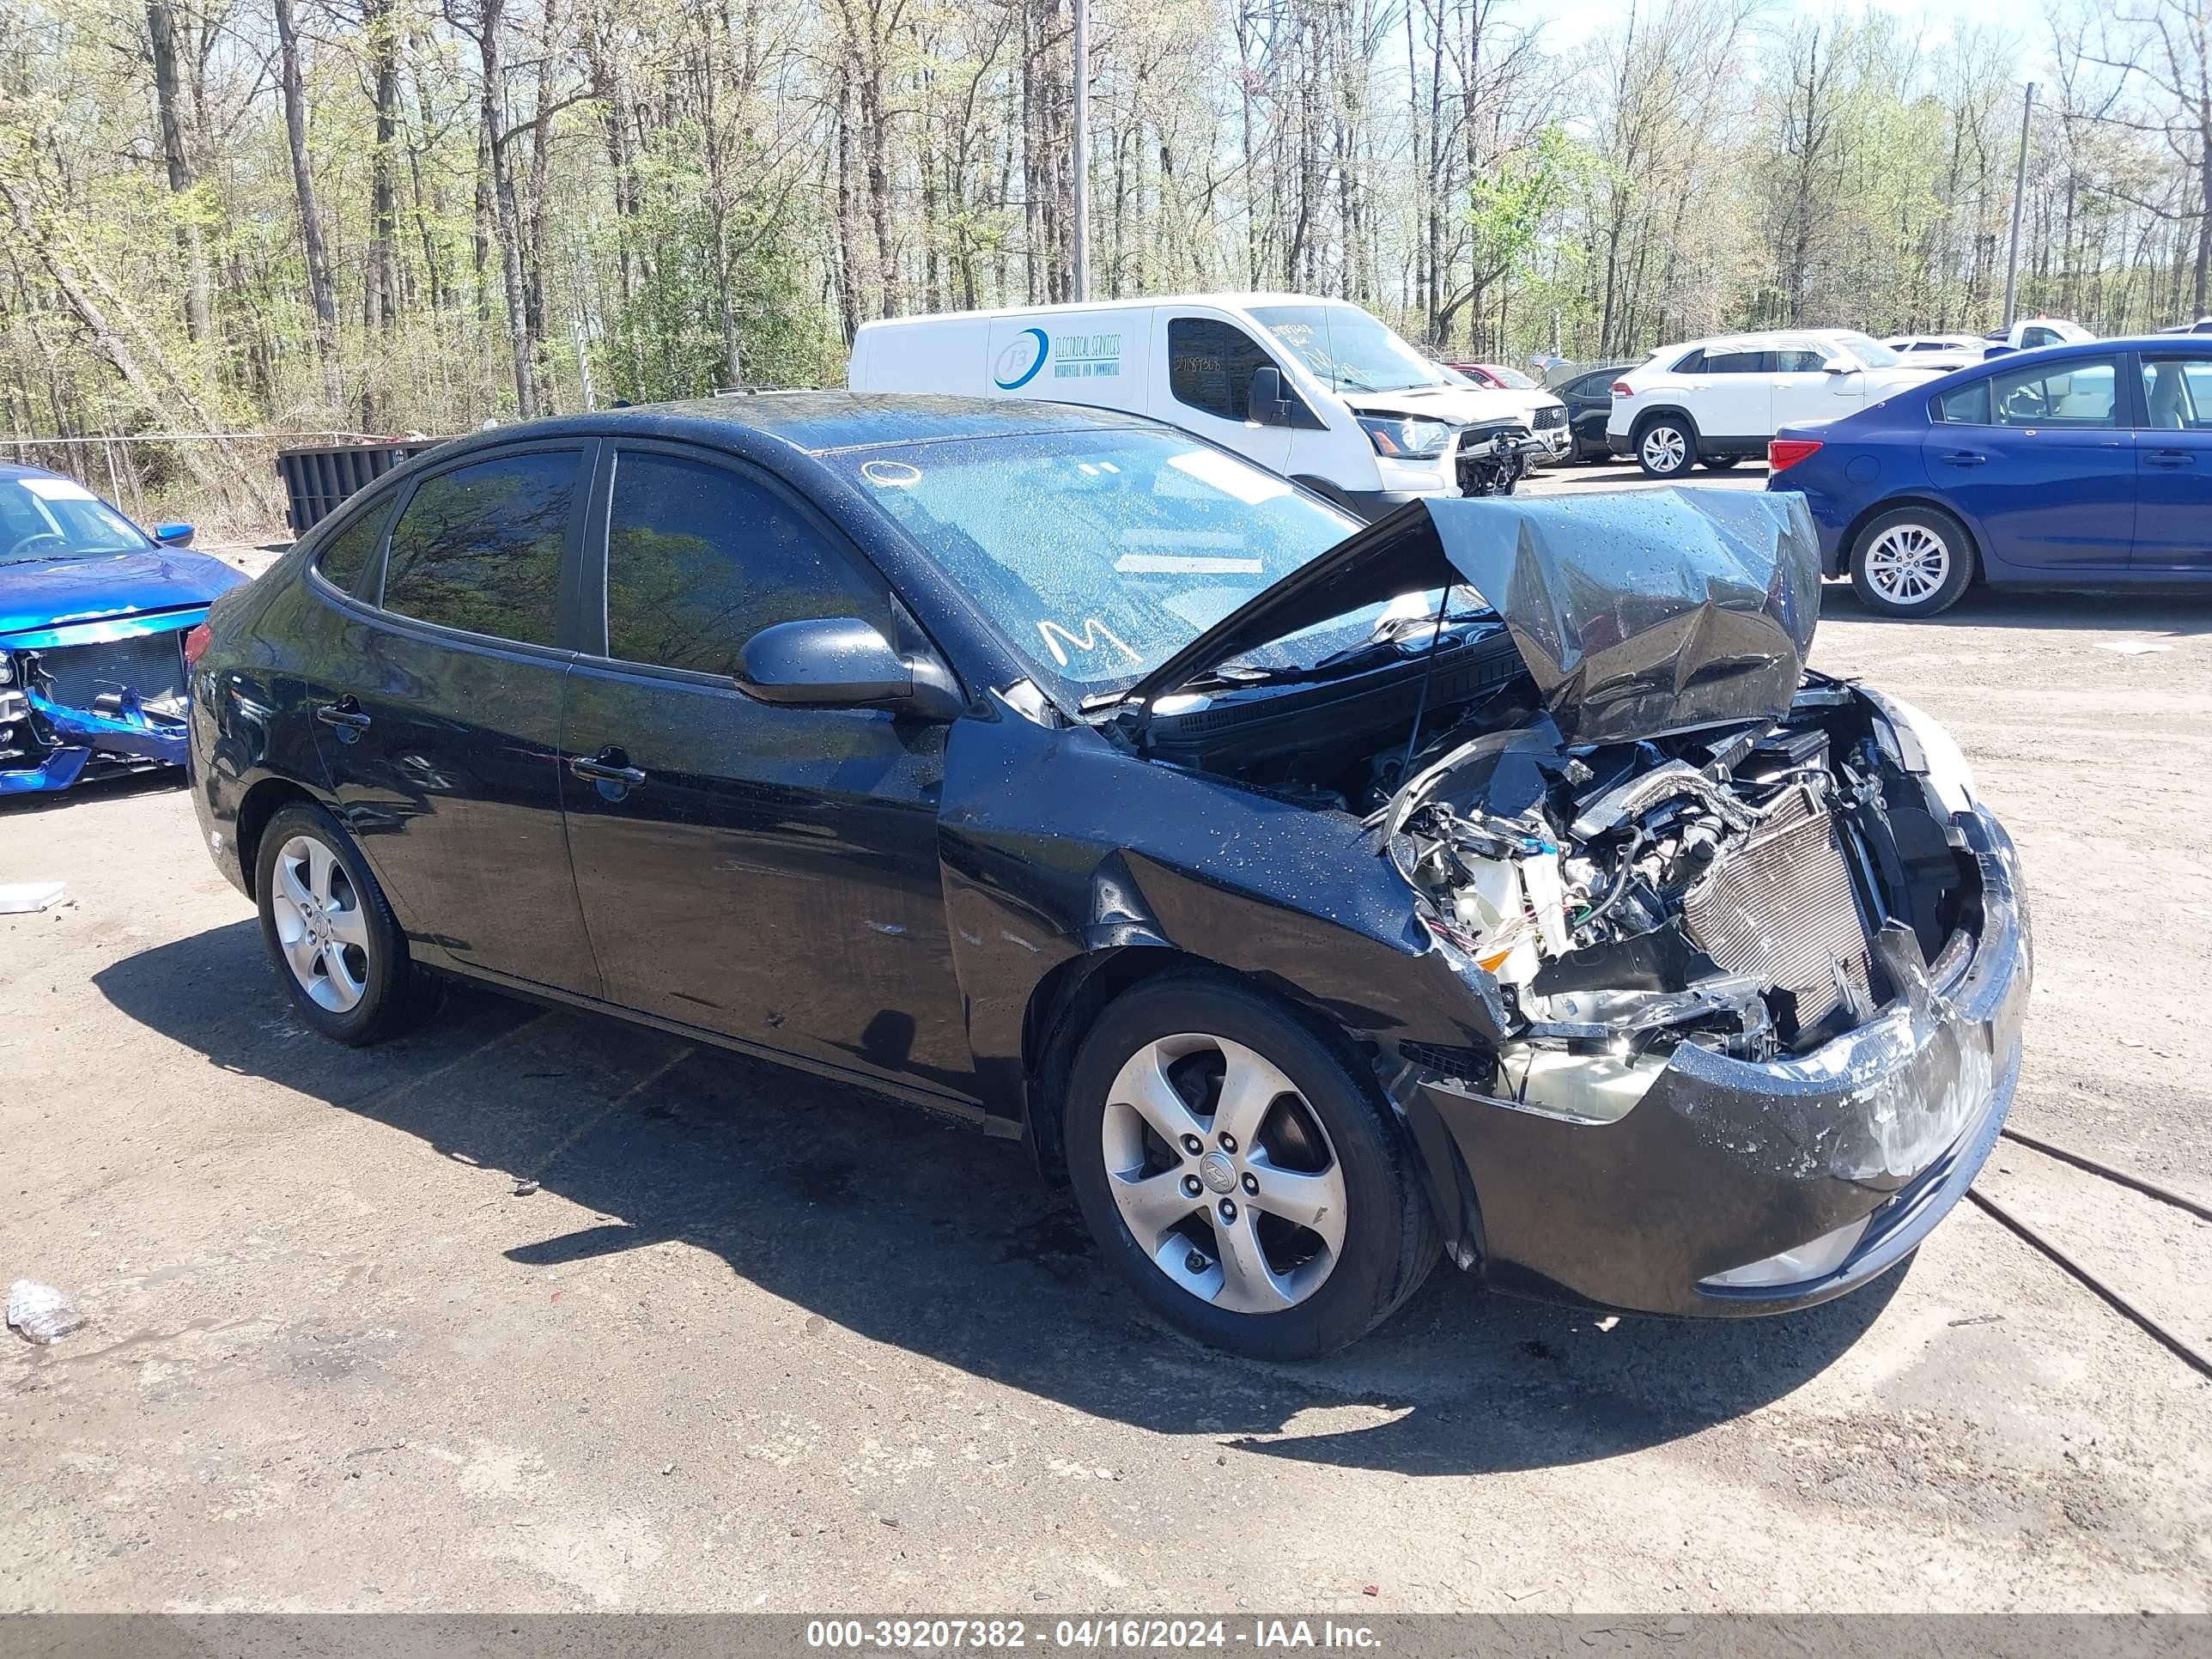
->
[1820, 583, 2212, 635]
[0, 769, 184, 818]
[97, 920, 1905, 1478]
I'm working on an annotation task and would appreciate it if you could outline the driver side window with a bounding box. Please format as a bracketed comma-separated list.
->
[1167, 318, 1274, 421]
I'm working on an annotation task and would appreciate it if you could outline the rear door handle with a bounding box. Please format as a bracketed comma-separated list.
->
[1938, 450, 1988, 467]
[2143, 449, 2195, 468]
[569, 748, 647, 787]
[314, 696, 371, 731]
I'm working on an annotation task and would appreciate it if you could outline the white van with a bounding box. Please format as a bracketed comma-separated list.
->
[847, 294, 1559, 520]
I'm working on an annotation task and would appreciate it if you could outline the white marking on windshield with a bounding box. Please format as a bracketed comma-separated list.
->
[1113, 555, 1264, 574]
[1037, 617, 1142, 668]
[21, 477, 96, 501]
[1165, 448, 1291, 505]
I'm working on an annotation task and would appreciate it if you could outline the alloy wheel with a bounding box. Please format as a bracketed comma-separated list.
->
[1641, 425, 1688, 473]
[270, 833, 371, 1013]
[1862, 523, 1951, 606]
[1099, 1033, 1347, 1314]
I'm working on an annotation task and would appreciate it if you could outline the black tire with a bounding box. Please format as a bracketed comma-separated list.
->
[1848, 504, 1977, 619]
[1633, 414, 1697, 478]
[1062, 969, 1440, 1360]
[254, 801, 434, 1045]
[1700, 454, 1742, 470]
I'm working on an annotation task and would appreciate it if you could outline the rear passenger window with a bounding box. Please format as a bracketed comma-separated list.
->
[1935, 380, 1991, 424]
[1989, 357, 2118, 427]
[602, 452, 888, 675]
[380, 452, 578, 646]
[1168, 319, 1273, 421]
[313, 497, 392, 594]
[1703, 350, 1768, 374]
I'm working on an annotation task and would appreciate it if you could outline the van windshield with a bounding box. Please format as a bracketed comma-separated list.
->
[1249, 304, 1462, 394]
[833, 427, 1384, 703]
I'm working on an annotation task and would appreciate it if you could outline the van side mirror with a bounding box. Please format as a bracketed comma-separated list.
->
[736, 617, 964, 721]
[1248, 366, 1289, 426]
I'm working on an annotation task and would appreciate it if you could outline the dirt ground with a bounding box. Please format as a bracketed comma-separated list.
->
[3, 465, 2209, 1613]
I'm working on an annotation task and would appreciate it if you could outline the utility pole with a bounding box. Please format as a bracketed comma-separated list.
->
[1071, 0, 1091, 302]
[2002, 82, 2036, 330]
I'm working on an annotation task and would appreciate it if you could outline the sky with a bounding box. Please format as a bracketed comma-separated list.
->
[1521, 0, 2048, 77]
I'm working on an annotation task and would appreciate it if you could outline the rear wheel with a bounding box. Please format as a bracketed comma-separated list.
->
[1700, 454, 1742, 470]
[1063, 971, 1438, 1359]
[1635, 416, 1696, 478]
[255, 802, 433, 1044]
[1850, 506, 1977, 618]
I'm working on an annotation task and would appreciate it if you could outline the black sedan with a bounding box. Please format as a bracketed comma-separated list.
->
[1550, 362, 1638, 461]
[186, 395, 2028, 1359]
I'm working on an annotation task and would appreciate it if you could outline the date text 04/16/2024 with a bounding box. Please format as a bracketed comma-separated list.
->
[804, 1620, 1383, 1651]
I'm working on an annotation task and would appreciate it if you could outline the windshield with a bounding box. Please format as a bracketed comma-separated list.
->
[0, 476, 147, 565]
[1481, 365, 1539, 389]
[1249, 304, 1461, 394]
[1836, 333, 1903, 368]
[834, 428, 1393, 703]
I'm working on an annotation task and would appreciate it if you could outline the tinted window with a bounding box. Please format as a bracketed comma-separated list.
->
[1671, 349, 1706, 374]
[314, 497, 392, 593]
[2022, 326, 2061, 349]
[1987, 356, 2118, 427]
[2140, 357, 2212, 429]
[380, 452, 577, 645]
[1168, 318, 1275, 420]
[603, 452, 886, 674]
[1704, 350, 1768, 374]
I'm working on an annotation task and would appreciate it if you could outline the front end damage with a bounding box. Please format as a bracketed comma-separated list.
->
[0, 620, 196, 796]
[1115, 489, 2030, 1317]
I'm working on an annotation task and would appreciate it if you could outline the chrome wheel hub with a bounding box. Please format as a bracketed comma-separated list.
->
[270, 833, 371, 1014]
[1100, 1033, 1347, 1314]
[1863, 524, 1950, 605]
[1642, 426, 1686, 471]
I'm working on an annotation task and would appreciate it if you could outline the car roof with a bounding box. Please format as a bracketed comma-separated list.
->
[415, 392, 1161, 462]
[0, 462, 70, 484]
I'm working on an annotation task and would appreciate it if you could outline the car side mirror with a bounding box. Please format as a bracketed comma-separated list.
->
[1248, 366, 1289, 427]
[735, 617, 964, 721]
[153, 522, 196, 546]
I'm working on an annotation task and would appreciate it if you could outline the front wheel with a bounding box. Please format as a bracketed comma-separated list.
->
[1850, 506, 1977, 618]
[255, 802, 433, 1044]
[1062, 971, 1439, 1359]
[1635, 417, 1696, 478]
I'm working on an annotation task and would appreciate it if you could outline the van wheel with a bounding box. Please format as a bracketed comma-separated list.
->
[1634, 416, 1696, 478]
[1062, 971, 1438, 1360]
[1850, 507, 1977, 618]
[255, 802, 434, 1045]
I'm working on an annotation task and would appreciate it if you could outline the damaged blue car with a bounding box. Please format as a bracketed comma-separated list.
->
[0, 462, 246, 797]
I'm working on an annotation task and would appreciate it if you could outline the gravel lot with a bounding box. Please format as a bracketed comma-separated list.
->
[4, 465, 2209, 1613]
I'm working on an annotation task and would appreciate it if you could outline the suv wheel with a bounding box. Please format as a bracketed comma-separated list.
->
[1850, 506, 1976, 618]
[255, 802, 434, 1044]
[1062, 971, 1438, 1359]
[1700, 454, 1741, 470]
[1635, 416, 1695, 478]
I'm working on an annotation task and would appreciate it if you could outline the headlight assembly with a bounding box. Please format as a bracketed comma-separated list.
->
[1358, 415, 1455, 459]
[1868, 690, 1975, 817]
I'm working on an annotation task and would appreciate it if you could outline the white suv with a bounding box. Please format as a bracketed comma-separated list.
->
[1605, 330, 1947, 478]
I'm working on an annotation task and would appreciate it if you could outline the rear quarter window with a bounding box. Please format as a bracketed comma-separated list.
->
[313, 497, 394, 594]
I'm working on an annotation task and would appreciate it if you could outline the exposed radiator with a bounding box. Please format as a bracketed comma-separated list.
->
[1680, 789, 1875, 1033]
[33, 630, 188, 714]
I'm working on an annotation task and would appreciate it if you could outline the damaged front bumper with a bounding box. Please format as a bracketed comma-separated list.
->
[1407, 805, 2029, 1317]
[0, 628, 195, 796]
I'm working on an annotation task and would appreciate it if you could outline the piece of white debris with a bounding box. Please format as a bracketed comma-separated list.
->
[0, 881, 66, 915]
[2097, 641, 2172, 656]
[8, 1280, 86, 1345]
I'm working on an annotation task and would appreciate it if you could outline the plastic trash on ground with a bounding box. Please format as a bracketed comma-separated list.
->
[8, 1279, 86, 1344]
[0, 881, 66, 915]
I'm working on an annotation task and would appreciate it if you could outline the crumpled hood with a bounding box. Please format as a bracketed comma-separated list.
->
[1346, 386, 1554, 426]
[1127, 488, 1821, 744]
[0, 546, 246, 641]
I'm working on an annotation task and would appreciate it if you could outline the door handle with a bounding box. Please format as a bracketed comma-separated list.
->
[569, 748, 647, 787]
[2143, 449, 2195, 468]
[314, 696, 371, 731]
[1937, 450, 1988, 467]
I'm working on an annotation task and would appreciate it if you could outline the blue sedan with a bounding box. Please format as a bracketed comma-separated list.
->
[1, 462, 246, 796]
[1767, 335, 2212, 617]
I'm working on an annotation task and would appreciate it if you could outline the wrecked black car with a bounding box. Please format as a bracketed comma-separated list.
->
[2, 463, 240, 796]
[185, 396, 2028, 1359]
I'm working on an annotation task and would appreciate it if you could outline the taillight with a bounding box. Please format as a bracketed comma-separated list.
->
[1611, 381, 1634, 398]
[1768, 438, 1823, 473]
[183, 623, 212, 668]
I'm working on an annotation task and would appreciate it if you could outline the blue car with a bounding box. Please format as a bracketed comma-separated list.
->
[1, 462, 246, 796]
[1768, 335, 2212, 617]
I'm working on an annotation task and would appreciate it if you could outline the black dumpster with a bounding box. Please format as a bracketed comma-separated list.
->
[273, 438, 446, 535]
